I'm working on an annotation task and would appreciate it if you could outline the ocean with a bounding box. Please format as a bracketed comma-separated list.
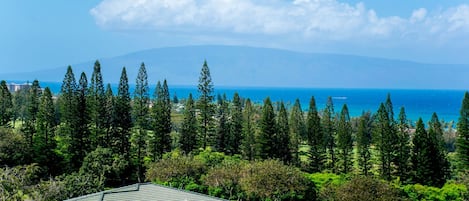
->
[38, 81, 466, 124]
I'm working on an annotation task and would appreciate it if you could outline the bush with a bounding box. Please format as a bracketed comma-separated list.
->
[0, 127, 28, 166]
[79, 147, 128, 186]
[240, 160, 316, 201]
[145, 154, 206, 190]
[319, 176, 406, 201]
[401, 182, 467, 201]
[307, 172, 347, 190]
[202, 159, 246, 200]
[0, 164, 40, 200]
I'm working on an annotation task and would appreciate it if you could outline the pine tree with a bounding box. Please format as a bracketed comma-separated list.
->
[289, 99, 305, 166]
[412, 118, 430, 185]
[34, 87, 57, 171]
[162, 80, 171, 135]
[180, 93, 198, 154]
[59, 66, 77, 125]
[0, 80, 13, 126]
[150, 80, 172, 161]
[337, 104, 353, 174]
[258, 97, 277, 159]
[456, 91, 469, 171]
[58, 66, 82, 171]
[322, 96, 337, 172]
[12, 87, 28, 126]
[356, 111, 373, 176]
[241, 98, 256, 160]
[22, 80, 41, 160]
[103, 84, 115, 148]
[35, 87, 56, 149]
[230, 92, 243, 155]
[134, 63, 150, 128]
[69, 72, 91, 170]
[395, 107, 411, 181]
[375, 103, 394, 180]
[427, 113, 450, 187]
[306, 96, 325, 172]
[115, 67, 132, 157]
[277, 101, 291, 163]
[411, 117, 448, 187]
[197, 60, 215, 149]
[26, 80, 41, 122]
[215, 95, 230, 153]
[88, 60, 106, 148]
[133, 63, 150, 182]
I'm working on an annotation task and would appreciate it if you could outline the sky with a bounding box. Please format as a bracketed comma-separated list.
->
[1, 0, 469, 74]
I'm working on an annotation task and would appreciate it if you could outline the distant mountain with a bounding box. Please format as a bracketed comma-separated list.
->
[2, 45, 469, 89]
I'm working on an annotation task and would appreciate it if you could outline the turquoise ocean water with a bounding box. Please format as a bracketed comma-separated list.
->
[38, 81, 466, 123]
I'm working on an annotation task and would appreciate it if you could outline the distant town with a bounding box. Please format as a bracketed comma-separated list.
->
[6, 82, 33, 92]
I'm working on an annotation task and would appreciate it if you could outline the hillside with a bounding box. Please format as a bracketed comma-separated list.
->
[2, 45, 469, 89]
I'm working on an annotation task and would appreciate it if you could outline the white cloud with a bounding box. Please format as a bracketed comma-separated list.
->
[410, 8, 427, 23]
[90, 0, 469, 43]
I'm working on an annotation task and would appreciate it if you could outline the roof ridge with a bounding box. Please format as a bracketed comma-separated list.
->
[64, 182, 228, 201]
[145, 183, 228, 201]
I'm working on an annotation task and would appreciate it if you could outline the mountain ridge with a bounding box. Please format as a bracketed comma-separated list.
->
[2, 45, 469, 89]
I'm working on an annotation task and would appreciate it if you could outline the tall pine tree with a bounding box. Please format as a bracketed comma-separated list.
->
[412, 118, 431, 185]
[427, 113, 450, 187]
[322, 96, 337, 172]
[115, 67, 132, 157]
[396, 107, 411, 182]
[150, 80, 172, 161]
[410, 114, 449, 187]
[356, 111, 373, 176]
[337, 104, 353, 174]
[258, 97, 277, 159]
[58, 66, 81, 171]
[456, 91, 469, 171]
[69, 72, 91, 170]
[230, 92, 243, 155]
[290, 99, 305, 166]
[22, 80, 41, 161]
[34, 87, 58, 172]
[375, 103, 394, 180]
[133, 63, 150, 182]
[103, 84, 115, 148]
[0, 80, 13, 126]
[180, 93, 198, 154]
[215, 94, 230, 153]
[241, 98, 256, 160]
[277, 101, 292, 163]
[59, 66, 77, 125]
[88, 60, 106, 148]
[197, 60, 215, 149]
[306, 96, 325, 172]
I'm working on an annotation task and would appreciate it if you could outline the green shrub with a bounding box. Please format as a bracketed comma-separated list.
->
[145, 154, 206, 190]
[202, 159, 246, 200]
[319, 176, 406, 201]
[402, 182, 467, 201]
[307, 172, 346, 190]
[240, 160, 316, 201]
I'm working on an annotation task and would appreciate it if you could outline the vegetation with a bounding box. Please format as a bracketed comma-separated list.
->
[0, 59, 468, 200]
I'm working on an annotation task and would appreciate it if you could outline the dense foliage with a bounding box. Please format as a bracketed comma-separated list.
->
[0, 59, 468, 200]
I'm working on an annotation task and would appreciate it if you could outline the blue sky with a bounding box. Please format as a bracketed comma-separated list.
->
[1, 0, 469, 74]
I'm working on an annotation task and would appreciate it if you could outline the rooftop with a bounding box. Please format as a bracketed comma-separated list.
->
[64, 183, 228, 201]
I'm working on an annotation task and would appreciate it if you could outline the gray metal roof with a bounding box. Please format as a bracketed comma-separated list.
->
[64, 183, 228, 201]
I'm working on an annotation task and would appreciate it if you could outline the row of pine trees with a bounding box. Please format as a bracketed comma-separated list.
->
[0, 60, 468, 188]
